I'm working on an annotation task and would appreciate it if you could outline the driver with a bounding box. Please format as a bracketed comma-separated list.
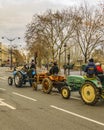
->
[49, 61, 59, 75]
[22, 64, 29, 73]
[84, 58, 97, 78]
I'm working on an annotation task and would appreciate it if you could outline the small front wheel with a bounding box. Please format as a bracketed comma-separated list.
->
[8, 76, 13, 85]
[61, 86, 71, 99]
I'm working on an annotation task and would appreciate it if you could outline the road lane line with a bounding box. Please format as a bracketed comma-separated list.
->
[12, 92, 37, 101]
[0, 101, 16, 109]
[0, 77, 6, 80]
[0, 98, 4, 101]
[50, 105, 104, 126]
[0, 88, 6, 91]
[71, 96, 81, 100]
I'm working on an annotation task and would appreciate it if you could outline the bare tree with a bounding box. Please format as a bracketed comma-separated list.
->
[25, 9, 76, 67]
[74, 4, 104, 63]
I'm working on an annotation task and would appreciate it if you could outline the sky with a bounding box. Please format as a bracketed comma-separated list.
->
[0, 0, 102, 47]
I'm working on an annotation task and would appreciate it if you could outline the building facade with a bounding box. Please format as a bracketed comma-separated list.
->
[0, 42, 9, 66]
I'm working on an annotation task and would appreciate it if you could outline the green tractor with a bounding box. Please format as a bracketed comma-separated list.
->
[61, 75, 104, 105]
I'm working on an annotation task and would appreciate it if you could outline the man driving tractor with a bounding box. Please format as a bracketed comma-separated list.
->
[84, 58, 97, 78]
[49, 61, 59, 75]
[84, 58, 104, 83]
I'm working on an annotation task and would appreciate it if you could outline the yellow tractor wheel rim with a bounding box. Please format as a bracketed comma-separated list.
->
[62, 89, 68, 98]
[81, 83, 95, 103]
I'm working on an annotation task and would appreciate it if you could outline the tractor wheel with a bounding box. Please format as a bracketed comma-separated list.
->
[8, 76, 13, 86]
[61, 86, 71, 99]
[42, 78, 53, 94]
[32, 82, 37, 91]
[14, 72, 23, 87]
[80, 82, 100, 105]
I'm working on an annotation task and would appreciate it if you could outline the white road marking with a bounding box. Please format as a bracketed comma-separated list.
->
[0, 100, 16, 109]
[12, 92, 37, 101]
[0, 76, 8, 80]
[50, 105, 104, 126]
[0, 88, 6, 91]
[0, 77, 6, 80]
[71, 96, 81, 100]
[0, 98, 4, 101]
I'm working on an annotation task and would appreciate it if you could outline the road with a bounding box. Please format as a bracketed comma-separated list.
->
[0, 67, 104, 130]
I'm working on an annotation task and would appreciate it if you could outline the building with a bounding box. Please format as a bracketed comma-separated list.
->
[0, 42, 9, 66]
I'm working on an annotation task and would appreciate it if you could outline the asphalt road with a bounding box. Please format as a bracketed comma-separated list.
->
[0, 67, 104, 130]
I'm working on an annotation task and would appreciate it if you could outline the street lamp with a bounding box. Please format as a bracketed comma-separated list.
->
[67, 54, 70, 75]
[77, 59, 83, 75]
[2, 36, 20, 70]
[64, 43, 67, 65]
[64, 43, 67, 74]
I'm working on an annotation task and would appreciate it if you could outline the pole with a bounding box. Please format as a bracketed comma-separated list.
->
[65, 47, 66, 66]
[77, 59, 83, 75]
[64, 43, 67, 75]
[10, 45, 13, 70]
[68, 54, 70, 75]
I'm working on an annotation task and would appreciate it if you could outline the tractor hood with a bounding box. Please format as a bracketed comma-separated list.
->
[67, 75, 85, 84]
[67, 75, 102, 89]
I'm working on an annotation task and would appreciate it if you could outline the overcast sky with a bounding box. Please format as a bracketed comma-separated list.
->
[0, 0, 102, 46]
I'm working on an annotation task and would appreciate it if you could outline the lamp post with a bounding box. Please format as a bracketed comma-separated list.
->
[64, 43, 67, 75]
[2, 36, 20, 70]
[64, 43, 67, 65]
[77, 59, 83, 75]
[34, 51, 38, 65]
[67, 54, 70, 75]
[34, 51, 38, 73]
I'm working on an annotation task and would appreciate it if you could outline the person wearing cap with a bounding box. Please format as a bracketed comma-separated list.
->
[84, 58, 97, 77]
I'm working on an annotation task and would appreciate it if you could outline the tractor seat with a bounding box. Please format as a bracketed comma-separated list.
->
[83, 74, 96, 80]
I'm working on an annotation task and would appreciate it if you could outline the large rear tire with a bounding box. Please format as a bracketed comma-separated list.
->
[42, 78, 53, 94]
[61, 86, 71, 99]
[14, 72, 23, 87]
[80, 82, 100, 105]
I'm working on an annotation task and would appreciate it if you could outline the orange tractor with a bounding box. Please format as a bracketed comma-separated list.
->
[32, 72, 69, 96]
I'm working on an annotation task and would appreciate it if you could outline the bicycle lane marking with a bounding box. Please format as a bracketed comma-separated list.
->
[0, 98, 16, 110]
[12, 92, 37, 101]
[50, 105, 104, 127]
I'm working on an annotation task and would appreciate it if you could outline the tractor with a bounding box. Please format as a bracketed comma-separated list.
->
[61, 75, 104, 105]
[32, 72, 67, 94]
[8, 66, 35, 87]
